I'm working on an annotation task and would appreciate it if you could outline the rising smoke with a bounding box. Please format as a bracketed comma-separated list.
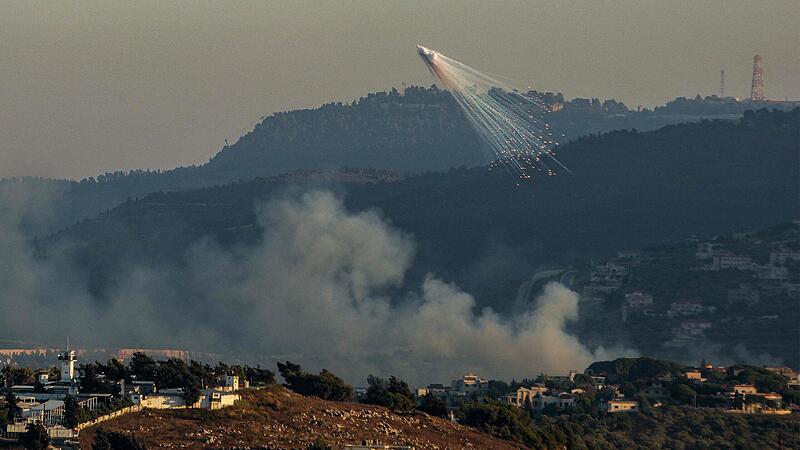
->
[0, 187, 634, 384]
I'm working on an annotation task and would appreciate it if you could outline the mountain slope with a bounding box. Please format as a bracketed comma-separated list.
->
[79, 387, 524, 450]
[6, 87, 790, 238]
[46, 108, 799, 311]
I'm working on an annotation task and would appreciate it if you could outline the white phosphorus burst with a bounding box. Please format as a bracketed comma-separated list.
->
[417, 45, 571, 182]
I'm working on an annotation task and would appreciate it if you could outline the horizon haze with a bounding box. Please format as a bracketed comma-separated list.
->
[1, 0, 798, 179]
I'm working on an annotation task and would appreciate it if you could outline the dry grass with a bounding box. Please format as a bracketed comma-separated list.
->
[79, 386, 525, 449]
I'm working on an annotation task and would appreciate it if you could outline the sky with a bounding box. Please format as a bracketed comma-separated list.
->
[1, 0, 798, 179]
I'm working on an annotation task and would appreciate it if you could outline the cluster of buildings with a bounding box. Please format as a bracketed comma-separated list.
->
[580, 225, 799, 350]
[696, 242, 798, 284]
[2, 347, 241, 441]
[413, 361, 799, 418]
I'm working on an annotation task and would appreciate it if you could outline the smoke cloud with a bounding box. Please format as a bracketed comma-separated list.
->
[0, 188, 634, 384]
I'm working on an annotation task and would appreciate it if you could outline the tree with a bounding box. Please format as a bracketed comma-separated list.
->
[620, 382, 637, 398]
[5, 390, 21, 423]
[277, 362, 353, 401]
[363, 375, 415, 413]
[670, 383, 698, 405]
[20, 422, 49, 450]
[63, 395, 81, 428]
[418, 393, 448, 418]
[128, 352, 157, 381]
[181, 379, 202, 408]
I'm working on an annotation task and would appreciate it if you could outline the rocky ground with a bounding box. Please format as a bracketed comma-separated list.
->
[78, 387, 523, 449]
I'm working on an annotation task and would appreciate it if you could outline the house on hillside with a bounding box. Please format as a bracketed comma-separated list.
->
[505, 386, 547, 407]
[601, 399, 639, 413]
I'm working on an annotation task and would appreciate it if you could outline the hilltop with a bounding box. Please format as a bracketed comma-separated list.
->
[5, 87, 796, 238]
[78, 386, 522, 450]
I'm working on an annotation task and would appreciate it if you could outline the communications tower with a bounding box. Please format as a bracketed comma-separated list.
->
[750, 55, 765, 101]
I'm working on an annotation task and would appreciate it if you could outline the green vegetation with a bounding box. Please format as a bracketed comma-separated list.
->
[362, 375, 415, 413]
[20, 423, 49, 450]
[587, 358, 686, 382]
[79, 351, 274, 395]
[417, 393, 448, 418]
[277, 361, 354, 402]
[459, 402, 800, 449]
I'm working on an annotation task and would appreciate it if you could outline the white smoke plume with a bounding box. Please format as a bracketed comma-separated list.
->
[0, 188, 634, 384]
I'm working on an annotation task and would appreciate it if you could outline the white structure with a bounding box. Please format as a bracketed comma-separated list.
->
[680, 319, 712, 336]
[770, 250, 800, 265]
[505, 386, 547, 407]
[58, 349, 76, 382]
[590, 263, 626, 286]
[451, 374, 488, 393]
[625, 292, 654, 310]
[669, 301, 716, 316]
[531, 393, 574, 411]
[137, 388, 239, 410]
[601, 399, 639, 413]
[755, 265, 789, 281]
[712, 254, 753, 270]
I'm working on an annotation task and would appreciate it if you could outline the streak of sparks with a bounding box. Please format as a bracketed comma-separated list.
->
[417, 45, 570, 183]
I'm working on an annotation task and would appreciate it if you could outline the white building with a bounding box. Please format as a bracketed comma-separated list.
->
[590, 263, 626, 286]
[712, 254, 753, 270]
[505, 386, 547, 407]
[680, 319, 712, 336]
[58, 349, 76, 382]
[755, 265, 789, 281]
[137, 388, 239, 410]
[625, 292, 654, 310]
[531, 393, 574, 411]
[770, 250, 800, 265]
[601, 399, 639, 413]
[451, 374, 488, 393]
[669, 301, 716, 316]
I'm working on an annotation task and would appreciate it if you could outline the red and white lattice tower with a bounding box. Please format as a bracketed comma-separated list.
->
[750, 55, 765, 101]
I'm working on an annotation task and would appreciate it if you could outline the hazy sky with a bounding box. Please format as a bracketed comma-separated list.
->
[1, 1, 798, 179]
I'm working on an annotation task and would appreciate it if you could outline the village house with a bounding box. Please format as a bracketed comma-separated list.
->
[590, 263, 626, 286]
[505, 386, 547, 407]
[451, 373, 488, 394]
[669, 301, 717, 316]
[680, 319, 712, 336]
[711, 254, 753, 270]
[683, 370, 706, 382]
[136, 388, 240, 410]
[601, 399, 639, 413]
[770, 249, 800, 265]
[754, 265, 789, 281]
[625, 292, 654, 310]
[731, 384, 758, 395]
[531, 392, 574, 411]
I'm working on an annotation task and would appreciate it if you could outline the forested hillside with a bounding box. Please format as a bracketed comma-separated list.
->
[5, 87, 790, 237]
[44, 108, 799, 315]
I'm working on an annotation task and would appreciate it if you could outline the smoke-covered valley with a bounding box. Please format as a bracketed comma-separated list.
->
[0, 184, 633, 384]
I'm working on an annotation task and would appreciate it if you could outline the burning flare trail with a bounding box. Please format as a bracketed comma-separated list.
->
[417, 45, 569, 181]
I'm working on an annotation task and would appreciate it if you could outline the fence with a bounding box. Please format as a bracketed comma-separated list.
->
[77, 405, 142, 430]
